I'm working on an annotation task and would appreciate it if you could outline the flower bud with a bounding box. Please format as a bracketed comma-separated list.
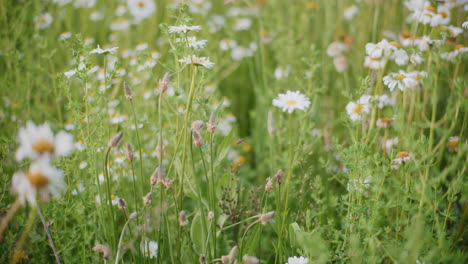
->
[108, 131, 123, 149]
[92, 244, 111, 260]
[118, 198, 127, 211]
[143, 192, 152, 205]
[125, 143, 134, 162]
[179, 210, 189, 226]
[124, 81, 133, 100]
[192, 131, 203, 147]
[207, 111, 216, 133]
[265, 177, 274, 191]
[150, 165, 165, 186]
[274, 169, 284, 185]
[191, 120, 204, 132]
[159, 72, 170, 94]
[259, 211, 275, 225]
[207, 211, 214, 221]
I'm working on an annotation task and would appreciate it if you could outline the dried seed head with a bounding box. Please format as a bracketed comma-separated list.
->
[125, 143, 134, 162]
[376, 117, 394, 129]
[207, 211, 214, 221]
[108, 131, 124, 148]
[267, 110, 275, 135]
[191, 120, 204, 132]
[447, 136, 459, 153]
[192, 131, 203, 147]
[162, 177, 173, 189]
[92, 244, 111, 260]
[265, 177, 274, 191]
[179, 210, 189, 226]
[143, 192, 152, 205]
[259, 211, 275, 225]
[274, 169, 284, 185]
[207, 111, 216, 133]
[159, 72, 170, 94]
[124, 81, 133, 100]
[227, 246, 238, 261]
[156, 142, 164, 159]
[118, 198, 127, 211]
[199, 255, 206, 263]
[150, 165, 165, 186]
[242, 255, 260, 264]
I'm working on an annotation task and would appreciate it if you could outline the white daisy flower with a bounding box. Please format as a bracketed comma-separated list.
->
[188, 0, 212, 14]
[12, 159, 64, 206]
[141, 240, 158, 259]
[286, 256, 309, 264]
[462, 21, 468, 29]
[272, 90, 311, 114]
[346, 95, 372, 121]
[168, 25, 202, 33]
[365, 39, 391, 59]
[74, 0, 96, 8]
[447, 136, 460, 153]
[375, 94, 395, 109]
[64, 70, 77, 79]
[391, 49, 409, 65]
[110, 19, 130, 31]
[90, 45, 119, 55]
[179, 55, 215, 69]
[59, 32, 71, 40]
[364, 56, 387, 69]
[274, 65, 291, 80]
[16, 121, 74, 161]
[90, 10, 104, 21]
[445, 25, 463, 37]
[176, 37, 207, 50]
[440, 45, 468, 61]
[391, 151, 411, 169]
[231, 46, 253, 61]
[383, 71, 418, 92]
[382, 137, 398, 154]
[409, 53, 424, 65]
[333, 55, 348, 72]
[34, 13, 53, 30]
[127, 0, 156, 21]
[234, 18, 252, 31]
[327, 41, 345, 57]
[343, 5, 358, 21]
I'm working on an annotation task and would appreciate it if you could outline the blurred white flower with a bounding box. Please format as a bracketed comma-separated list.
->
[168, 25, 202, 33]
[343, 5, 358, 20]
[128, 0, 156, 21]
[383, 71, 418, 92]
[90, 45, 119, 55]
[141, 240, 158, 259]
[234, 18, 252, 31]
[35, 13, 53, 29]
[179, 55, 215, 69]
[12, 159, 64, 206]
[272, 90, 311, 114]
[16, 121, 74, 161]
[176, 37, 207, 50]
[286, 256, 309, 264]
[346, 95, 372, 121]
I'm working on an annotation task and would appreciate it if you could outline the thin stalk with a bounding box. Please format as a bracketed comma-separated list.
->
[37, 205, 61, 264]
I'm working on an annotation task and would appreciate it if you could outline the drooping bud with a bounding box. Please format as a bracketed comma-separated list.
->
[265, 177, 274, 191]
[267, 110, 275, 135]
[274, 169, 284, 185]
[124, 81, 133, 100]
[158, 72, 170, 94]
[192, 131, 203, 147]
[179, 210, 189, 226]
[92, 244, 111, 260]
[191, 120, 204, 132]
[118, 198, 127, 211]
[150, 165, 165, 186]
[207, 111, 216, 133]
[199, 255, 206, 263]
[108, 131, 123, 149]
[259, 211, 275, 225]
[242, 255, 260, 264]
[207, 211, 214, 221]
[125, 143, 134, 162]
[162, 177, 173, 189]
[143, 192, 152, 205]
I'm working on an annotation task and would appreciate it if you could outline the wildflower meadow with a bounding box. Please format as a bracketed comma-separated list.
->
[0, 0, 467, 263]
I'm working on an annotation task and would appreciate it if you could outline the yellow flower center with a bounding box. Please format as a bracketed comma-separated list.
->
[396, 151, 409, 159]
[396, 74, 406, 80]
[455, 44, 464, 51]
[426, 6, 436, 12]
[439, 11, 448, 18]
[401, 30, 411, 38]
[32, 139, 55, 154]
[286, 100, 297, 105]
[138, 1, 145, 7]
[353, 104, 364, 114]
[448, 139, 459, 149]
[27, 171, 49, 189]
[389, 41, 401, 49]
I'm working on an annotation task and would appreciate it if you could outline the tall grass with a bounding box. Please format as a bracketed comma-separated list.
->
[0, 0, 467, 263]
